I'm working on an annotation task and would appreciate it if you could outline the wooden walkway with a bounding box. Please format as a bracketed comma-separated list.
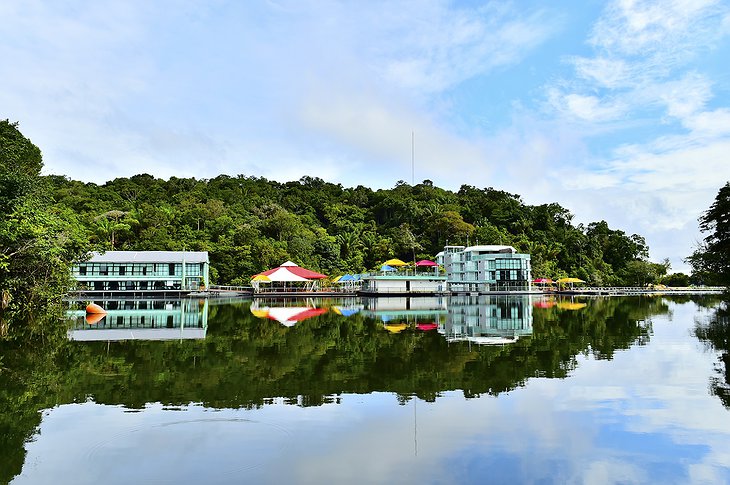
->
[556, 286, 726, 296]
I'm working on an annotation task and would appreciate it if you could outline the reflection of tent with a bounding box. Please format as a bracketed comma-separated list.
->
[250, 308, 270, 318]
[384, 258, 408, 267]
[415, 260, 438, 267]
[252, 306, 328, 326]
[557, 301, 587, 310]
[416, 323, 438, 331]
[384, 323, 407, 333]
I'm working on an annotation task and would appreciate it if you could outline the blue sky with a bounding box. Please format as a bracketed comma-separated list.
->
[2, 0, 730, 272]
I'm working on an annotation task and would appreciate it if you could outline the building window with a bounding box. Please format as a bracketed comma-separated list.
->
[119, 266, 126, 276]
[169, 263, 176, 276]
[79, 266, 87, 276]
[99, 265, 108, 276]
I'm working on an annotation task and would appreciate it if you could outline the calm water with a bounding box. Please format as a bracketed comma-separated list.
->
[2, 294, 730, 484]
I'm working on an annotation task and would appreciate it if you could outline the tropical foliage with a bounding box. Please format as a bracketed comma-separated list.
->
[0, 295, 667, 482]
[688, 182, 730, 285]
[0, 120, 90, 337]
[46, 174, 660, 286]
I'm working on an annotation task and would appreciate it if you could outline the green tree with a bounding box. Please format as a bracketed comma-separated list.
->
[0, 120, 89, 337]
[688, 182, 730, 285]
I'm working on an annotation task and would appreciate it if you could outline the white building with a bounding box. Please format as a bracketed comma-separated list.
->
[436, 245, 532, 293]
[71, 251, 210, 294]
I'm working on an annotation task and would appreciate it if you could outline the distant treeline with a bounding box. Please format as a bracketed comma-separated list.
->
[1, 119, 681, 335]
[47, 172, 671, 286]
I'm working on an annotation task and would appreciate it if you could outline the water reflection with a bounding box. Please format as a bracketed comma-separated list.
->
[6, 296, 730, 483]
[361, 295, 533, 344]
[250, 298, 330, 326]
[66, 298, 209, 341]
[694, 299, 730, 408]
[442, 295, 533, 345]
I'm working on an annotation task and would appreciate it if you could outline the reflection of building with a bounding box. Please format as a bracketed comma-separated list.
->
[441, 295, 533, 344]
[436, 245, 532, 293]
[71, 251, 209, 295]
[355, 295, 533, 345]
[361, 296, 448, 323]
[67, 298, 208, 341]
[359, 274, 447, 295]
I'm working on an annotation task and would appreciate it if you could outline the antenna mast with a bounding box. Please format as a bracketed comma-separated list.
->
[411, 131, 415, 185]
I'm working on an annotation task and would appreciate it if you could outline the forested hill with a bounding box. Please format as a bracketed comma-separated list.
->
[47, 173, 664, 286]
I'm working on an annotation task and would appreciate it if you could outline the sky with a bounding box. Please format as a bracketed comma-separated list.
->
[2, 0, 730, 272]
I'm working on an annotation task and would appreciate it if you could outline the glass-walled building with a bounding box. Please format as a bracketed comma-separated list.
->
[436, 245, 532, 293]
[71, 251, 209, 294]
[67, 298, 209, 341]
[440, 294, 533, 344]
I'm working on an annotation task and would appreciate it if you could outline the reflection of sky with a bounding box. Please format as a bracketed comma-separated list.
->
[14, 301, 730, 484]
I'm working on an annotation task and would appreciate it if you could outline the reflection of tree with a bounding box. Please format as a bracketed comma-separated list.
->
[694, 299, 730, 408]
[0, 296, 674, 482]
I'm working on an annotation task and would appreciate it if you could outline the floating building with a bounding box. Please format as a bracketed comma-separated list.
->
[71, 251, 209, 295]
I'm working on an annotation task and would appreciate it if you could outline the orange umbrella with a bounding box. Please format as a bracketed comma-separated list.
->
[86, 303, 106, 314]
[85, 313, 106, 325]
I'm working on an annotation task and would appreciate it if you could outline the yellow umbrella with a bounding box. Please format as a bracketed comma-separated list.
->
[384, 258, 408, 267]
[557, 277, 585, 284]
[252, 274, 271, 282]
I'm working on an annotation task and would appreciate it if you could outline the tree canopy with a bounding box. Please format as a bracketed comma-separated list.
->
[687, 182, 730, 285]
[0, 120, 90, 337]
[45, 175, 660, 287]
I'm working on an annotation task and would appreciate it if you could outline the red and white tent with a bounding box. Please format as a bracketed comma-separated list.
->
[259, 261, 327, 281]
[254, 261, 327, 291]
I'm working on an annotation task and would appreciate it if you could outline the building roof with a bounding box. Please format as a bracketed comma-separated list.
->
[85, 251, 209, 264]
[462, 245, 516, 254]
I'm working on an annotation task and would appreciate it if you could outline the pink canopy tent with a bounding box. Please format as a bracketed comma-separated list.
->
[415, 260, 438, 267]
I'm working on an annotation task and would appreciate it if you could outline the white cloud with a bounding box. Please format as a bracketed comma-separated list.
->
[590, 0, 724, 56]
[573, 57, 632, 89]
[684, 108, 730, 137]
[654, 73, 714, 120]
[376, 4, 559, 93]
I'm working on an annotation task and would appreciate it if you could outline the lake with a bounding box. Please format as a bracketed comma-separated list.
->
[2, 294, 730, 484]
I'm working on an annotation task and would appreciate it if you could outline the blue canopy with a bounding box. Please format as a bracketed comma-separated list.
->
[380, 265, 396, 272]
[339, 274, 355, 281]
